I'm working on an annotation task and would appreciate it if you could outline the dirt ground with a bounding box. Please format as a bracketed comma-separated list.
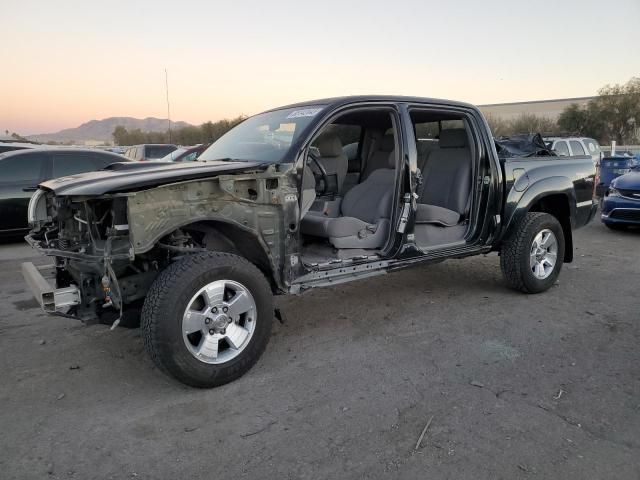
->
[1, 220, 639, 480]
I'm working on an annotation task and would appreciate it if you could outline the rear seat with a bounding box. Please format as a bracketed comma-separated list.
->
[416, 139, 439, 172]
[416, 128, 471, 227]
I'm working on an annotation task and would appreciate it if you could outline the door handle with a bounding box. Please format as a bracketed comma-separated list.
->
[22, 186, 38, 192]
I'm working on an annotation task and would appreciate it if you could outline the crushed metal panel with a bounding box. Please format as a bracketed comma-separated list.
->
[126, 168, 299, 289]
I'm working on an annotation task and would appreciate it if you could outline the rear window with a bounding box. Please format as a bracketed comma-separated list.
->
[145, 145, 176, 159]
[583, 138, 601, 155]
[569, 141, 585, 156]
[0, 145, 29, 153]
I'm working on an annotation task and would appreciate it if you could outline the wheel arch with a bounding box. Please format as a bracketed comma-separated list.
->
[144, 217, 283, 293]
[501, 177, 575, 263]
[528, 194, 573, 263]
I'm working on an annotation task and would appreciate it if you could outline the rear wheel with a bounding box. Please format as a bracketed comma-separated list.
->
[141, 252, 273, 388]
[500, 212, 565, 293]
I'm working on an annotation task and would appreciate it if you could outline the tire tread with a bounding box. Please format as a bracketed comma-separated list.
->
[141, 252, 272, 387]
[500, 212, 563, 293]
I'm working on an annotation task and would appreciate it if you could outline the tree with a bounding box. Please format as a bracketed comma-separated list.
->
[485, 114, 511, 136]
[112, 125, 128, 145]
[112, 116, 246, 147]
[485, 113, 558, 137]
[558, 77, 640, 144]
[591, 77, 640, 144]
[508, 113, 557, 135]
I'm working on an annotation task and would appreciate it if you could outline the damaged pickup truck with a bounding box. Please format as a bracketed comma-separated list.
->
[22, 96, 598, 387]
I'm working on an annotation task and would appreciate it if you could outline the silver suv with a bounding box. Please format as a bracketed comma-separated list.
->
[544, 137, 602, 164]
[123, 144, 177, 161]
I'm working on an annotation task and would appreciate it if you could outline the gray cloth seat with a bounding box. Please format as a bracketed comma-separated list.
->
[363, 134, 395, 179]
[301, 152, 396, 249]
[310, 133, 349, 195]
[416, 128, 471, 227]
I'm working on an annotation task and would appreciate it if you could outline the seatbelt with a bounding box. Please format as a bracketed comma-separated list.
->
[363, 130, 382, 177]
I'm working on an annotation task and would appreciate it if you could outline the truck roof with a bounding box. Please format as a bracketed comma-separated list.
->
[266, 95, 477, 112]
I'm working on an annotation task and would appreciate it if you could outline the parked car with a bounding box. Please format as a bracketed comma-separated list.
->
[22, 95, 596, 387]
[544, 137, 602, 164]
[123, 144, 177, 161]
[0, 141, 40, 154]
[601, 168, 640, 229]
[595, 155, 640, 197]
[0, 148, 128, 236]
[157, 144, 210, 162]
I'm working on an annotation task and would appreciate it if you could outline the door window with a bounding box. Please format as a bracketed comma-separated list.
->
[554, 141, 570, 156]
[569, 141, 585, 156]
[0, 153, 47, 183]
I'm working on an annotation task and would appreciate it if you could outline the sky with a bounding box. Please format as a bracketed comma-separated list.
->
[2, 0, 639, 135]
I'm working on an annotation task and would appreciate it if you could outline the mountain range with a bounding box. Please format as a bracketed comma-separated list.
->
[27, 117, 193, 144]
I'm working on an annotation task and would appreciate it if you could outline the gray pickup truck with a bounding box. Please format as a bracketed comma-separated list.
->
[22, 96, 597, 387]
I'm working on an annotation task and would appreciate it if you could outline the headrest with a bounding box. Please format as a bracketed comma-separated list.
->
[379, 134, 395, 152]
[315, 133, 343, 157]
[439, 129, 468, 148]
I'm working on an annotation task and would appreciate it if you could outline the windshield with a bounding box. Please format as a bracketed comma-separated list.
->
[199, 105, 325, 163]
[159, 148, 187, 162]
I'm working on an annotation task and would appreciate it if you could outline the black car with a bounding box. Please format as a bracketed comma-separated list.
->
[0, 148, 127, 236]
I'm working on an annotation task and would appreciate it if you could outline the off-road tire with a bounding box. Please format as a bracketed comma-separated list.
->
[141, 252, 273, 388]
[500, 212, 565, 294]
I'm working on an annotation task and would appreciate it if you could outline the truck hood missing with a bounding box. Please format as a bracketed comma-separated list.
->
[39, 160, 267, 196]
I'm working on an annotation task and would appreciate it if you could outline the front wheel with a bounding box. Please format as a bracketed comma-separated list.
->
[500, 212, 565, 293]
[141, 252, 273, 388]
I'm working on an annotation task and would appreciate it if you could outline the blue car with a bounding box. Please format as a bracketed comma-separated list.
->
[601, 169, 640, 229]
[596, 155, 640, 198]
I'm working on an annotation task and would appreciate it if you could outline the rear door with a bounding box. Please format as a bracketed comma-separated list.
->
[0, 151, 49, 231]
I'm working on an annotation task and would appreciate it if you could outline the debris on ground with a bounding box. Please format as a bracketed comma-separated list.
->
[470, 380, 485, 388]
[414, 415, 434, 451]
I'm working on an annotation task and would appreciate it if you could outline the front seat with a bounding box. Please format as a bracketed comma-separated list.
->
[363, 134, 395, 179]
[310, 132, 349, 195]
[301, 153, 396, 249]
[415, 128, 472, 226]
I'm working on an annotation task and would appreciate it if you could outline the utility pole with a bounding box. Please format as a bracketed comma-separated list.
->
[165, 68, 172, 143]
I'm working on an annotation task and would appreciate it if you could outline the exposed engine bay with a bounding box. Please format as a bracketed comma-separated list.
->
[25, 166, 292, 325]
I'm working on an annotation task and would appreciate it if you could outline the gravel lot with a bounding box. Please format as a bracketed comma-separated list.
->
[1, 220, 639, 480]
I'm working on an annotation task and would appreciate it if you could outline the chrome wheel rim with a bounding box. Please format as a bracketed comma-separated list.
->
[182, 280, 257, 364]
[530, 229, 558, 280]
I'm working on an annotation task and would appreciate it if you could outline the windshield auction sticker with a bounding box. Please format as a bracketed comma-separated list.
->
[286, 108, 323, 119]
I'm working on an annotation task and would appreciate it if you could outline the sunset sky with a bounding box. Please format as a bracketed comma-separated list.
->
[2, 0, 639, 135]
